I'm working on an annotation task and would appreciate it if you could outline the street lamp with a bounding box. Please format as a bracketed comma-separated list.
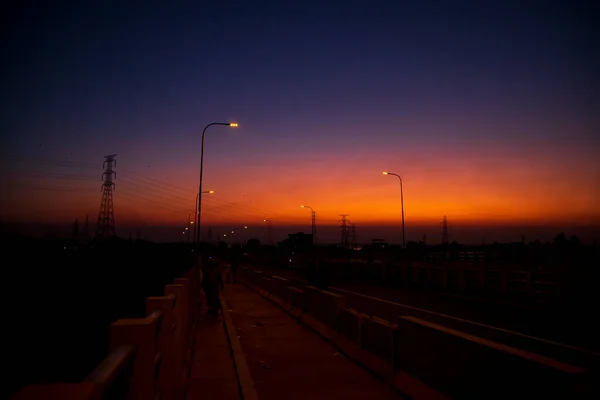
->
[193, 190, 214, 237]
[196, 121, 238, 245]
[187, 212, 196, 243]
[264, 219, 273, 245]
[301, 205, 317, 244]
[383, 171, 405, 249]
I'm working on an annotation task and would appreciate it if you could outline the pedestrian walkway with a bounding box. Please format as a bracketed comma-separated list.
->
[222, 283, 403, 400]
[187, 313, 241, 399]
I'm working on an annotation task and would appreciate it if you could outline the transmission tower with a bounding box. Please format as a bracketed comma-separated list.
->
[349, 223, 357, 248]
[339, 214, 349, 248]
[441, 215, 449, 244]
[95, 154, 117, 239]
[82, 214, 90, 243]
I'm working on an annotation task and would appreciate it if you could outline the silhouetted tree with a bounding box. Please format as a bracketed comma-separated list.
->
[244, 238, 261, 252]
[553, 233, 567, 247]
[568, 235, 581, 247]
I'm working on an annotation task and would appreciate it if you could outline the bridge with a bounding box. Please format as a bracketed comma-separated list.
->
[13, 263, 599, 399]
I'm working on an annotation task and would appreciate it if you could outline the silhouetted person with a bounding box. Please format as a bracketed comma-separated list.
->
[230, 250, 240, 283]
[202, 258, 222, 315]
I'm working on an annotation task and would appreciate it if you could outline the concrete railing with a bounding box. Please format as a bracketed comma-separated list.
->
[13, 267, 200, 400]
[239, 267, 595, 400]
[295, 261, 563, 302]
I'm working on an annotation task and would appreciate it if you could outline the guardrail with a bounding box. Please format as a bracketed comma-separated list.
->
[286, 260, 562, 302]
[240, 266, 596, 399]
[13, 267, 200, 400]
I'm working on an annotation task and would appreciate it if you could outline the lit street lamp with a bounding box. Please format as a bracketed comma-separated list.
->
[196, 121, 238, 245]
[263, 219, 273, 245]
[383, 171, 405, 249]
[187, 212, 196, 243]
[300, 205, 317, 244]
[193, 190, 214, 239]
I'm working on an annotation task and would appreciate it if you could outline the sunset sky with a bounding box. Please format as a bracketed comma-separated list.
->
[1, 1, 598, 243]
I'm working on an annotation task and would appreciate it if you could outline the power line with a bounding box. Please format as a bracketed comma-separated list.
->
[6, 157, 284, 226]
[0, 183, 95, 192]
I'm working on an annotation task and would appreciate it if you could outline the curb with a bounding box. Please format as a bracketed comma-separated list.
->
[220, 292, 260, 400]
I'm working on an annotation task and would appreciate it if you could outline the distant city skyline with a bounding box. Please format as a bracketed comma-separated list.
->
[4, 219, 598, 246]
[1, 2, 598, 239]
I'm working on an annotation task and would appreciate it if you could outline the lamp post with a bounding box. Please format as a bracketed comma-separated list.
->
[196, 121, 238, 245]
[187, 212, 195, 243]
[300, 205, 317, 244]
[193, 190, 214, 240]
[263, 219, 273, 245]
[383, 172, 405, 249]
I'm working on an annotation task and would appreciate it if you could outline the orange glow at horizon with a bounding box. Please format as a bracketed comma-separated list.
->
[2, 145, 599, 230]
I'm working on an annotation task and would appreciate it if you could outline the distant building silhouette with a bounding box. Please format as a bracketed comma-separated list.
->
[280, 232, 313, 252]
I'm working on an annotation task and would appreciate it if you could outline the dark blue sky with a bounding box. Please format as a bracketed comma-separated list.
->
[1, 1, 599, 243]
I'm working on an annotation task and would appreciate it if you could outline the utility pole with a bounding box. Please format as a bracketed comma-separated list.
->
[441, 215, 449, 245]
[311, 210, 317, 244]
[301, 205, 317, 245]
[263, 219, 273, 245]
[96, 154, 117, 239]
[72, 218, 79, 243]
[339, 214, 349, 249]
[82, 215, 89, 243]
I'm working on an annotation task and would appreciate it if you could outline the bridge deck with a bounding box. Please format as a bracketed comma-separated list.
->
[218, 282, 402, 400]
[187, 312, 241, 399]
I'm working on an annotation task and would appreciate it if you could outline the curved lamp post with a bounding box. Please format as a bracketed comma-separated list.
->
[383, 171, 405, 249]
[301, 205, 317, 244]
[196, 122, 238, 244]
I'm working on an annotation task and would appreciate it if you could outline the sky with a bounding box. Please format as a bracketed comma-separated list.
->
[1, 0, 599, 244]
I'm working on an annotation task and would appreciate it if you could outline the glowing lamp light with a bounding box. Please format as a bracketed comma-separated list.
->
[229, 122, 239, 127]
[382, 171, 388, 175]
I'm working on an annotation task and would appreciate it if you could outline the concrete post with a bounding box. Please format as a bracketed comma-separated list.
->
[165, 284, 186, 395]
[146, 295, 176, 400]
[174, 278, 192, 341]
[109, 312, 162, 400]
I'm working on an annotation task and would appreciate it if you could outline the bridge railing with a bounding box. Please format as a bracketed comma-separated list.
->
[287, 260, 563, 301]
[240, 266, 594, 399]
[13, 267, 200, 400]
